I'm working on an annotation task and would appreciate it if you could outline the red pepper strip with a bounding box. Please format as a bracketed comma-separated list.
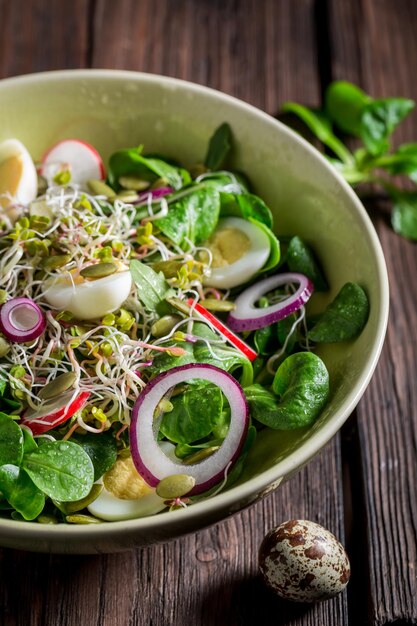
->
[187, 299, 258, 362]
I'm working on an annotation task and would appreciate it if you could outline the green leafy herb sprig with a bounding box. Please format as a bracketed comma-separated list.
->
[281, 81, 417, 240]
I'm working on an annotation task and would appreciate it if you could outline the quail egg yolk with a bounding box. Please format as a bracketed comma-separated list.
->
[0, 155, 23, 208]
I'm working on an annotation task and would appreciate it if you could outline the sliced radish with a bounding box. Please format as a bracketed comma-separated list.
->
[21, 389, 90, 435]
[41, 139, 105, 185]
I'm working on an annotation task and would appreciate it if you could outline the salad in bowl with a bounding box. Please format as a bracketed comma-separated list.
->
[0, 124, 369, 525]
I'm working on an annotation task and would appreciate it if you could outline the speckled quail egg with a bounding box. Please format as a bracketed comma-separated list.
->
[258, 519, 350, 602]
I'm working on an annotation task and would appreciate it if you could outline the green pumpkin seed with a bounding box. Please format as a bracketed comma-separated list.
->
[80, 262, 117, 279]
[38, 372, 77, 400]
[118, 176, 151, 191]
[188, 164, 208, 180]
[0, 337, 10, 357]
[113, 190, 140, 203]
[55, 484, 104, 514]
[0, 289, 7, 305]
[37, 514, 58, 524]
[166, 297, 191, 316]
[87, 179, 116, 198]
[66, 514, 102, 524]
[183, 446, 220, 465]
[150, 177, 169, 189]
[155, 474, 196, 499]
[41, 254, 71, 270]
[199, 299, 236, 312]
[152, 260, 183, 279]
[151, 315, 182, 338]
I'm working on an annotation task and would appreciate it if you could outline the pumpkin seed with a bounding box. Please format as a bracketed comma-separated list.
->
[155, 474, 196, 499]
[183, 446, 220, 465]
[37, 514, 58, 524]
[151, 315, 182, 338]
[41, 254, 71, 270]
[166, 297, 191, 316]
[150, 177, 169, 189]
[118, 176, 150, 191]
[87, 179, 116, 198]
[113, 190, 139, 203]
[199, 299, 236, 312]
[0, 337, 10, 357]
[56, 484, 104, 514]
[37, 174, 48, 196]
[152, 260, 183, 279]
[66, 514, 102, 524]
[38, 372, 77, 400]
[80, 262, 117, 279]
[189, 164, 208, 180]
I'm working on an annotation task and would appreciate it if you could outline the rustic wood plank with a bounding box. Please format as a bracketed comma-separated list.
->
[328, 0, 417, 623]
[0, 1, 349, 625]
[0, 0, 91, 77]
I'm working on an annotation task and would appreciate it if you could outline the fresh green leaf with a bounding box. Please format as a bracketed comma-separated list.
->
[286, 236, 328, 291]
[156, 188, 221, 249]
[281, 103, 354, 163]
[236, 194, 273, 229]
[204, 123, 232, 170]
[0, 375, 6, 397]
[130, 260, 174, 312]
[22, 440, 94, 502]
[254, 324, 277, 356]
[174, 438, 223, 460]
[71, 432, 118, 481]
[325, 81, 370, 135]
[276, 313, 298, 354]
[391, 192, 417, 240]
[0, 414, 24, 466]
[108, 147, 184, 190]
[245, 352, 329, 429]
[160, 383, 223, 444]
[0, 465, 45, 520]
[376, 144, 417, 183]
[22, 427, 38, 454]
[360, 98, 415, 155]
[248, 218, 280, 273]
[308, 282, 369, 342]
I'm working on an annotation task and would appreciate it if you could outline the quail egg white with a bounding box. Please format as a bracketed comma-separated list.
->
[0, 138, 38, 221]
[203, 216, 270, 289]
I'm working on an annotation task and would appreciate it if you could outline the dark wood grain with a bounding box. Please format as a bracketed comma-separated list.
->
[327, 0, 417, 623]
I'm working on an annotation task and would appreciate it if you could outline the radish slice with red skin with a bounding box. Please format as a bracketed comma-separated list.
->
[130, 363, 249, 495]
[227, 272, 314, 332]
[21, 390, 90, 435]
[41, 139, 105, 184]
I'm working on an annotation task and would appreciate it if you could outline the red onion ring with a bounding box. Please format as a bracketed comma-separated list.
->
[227, 272, 314, 332]
[130, 363, 249, 495]
[0, 297, 46, 342]
[136, 186, 173, 203]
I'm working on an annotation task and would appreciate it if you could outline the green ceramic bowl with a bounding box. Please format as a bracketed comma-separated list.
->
[0, 70, 388, 553]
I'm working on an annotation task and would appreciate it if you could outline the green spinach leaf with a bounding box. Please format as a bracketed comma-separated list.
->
[204, 123, 232, 170]
[248, 218, 280, 273]
[156, 187, 221, 248]
[130, 260, 174, 312]
[308, 282, 369, 342]
[108, 147, 184, 190]
[286, 236, 328, 291]
[22, 440, 94, 502]
[391, 192, 417, 240]
[160, 383, 223, 444]
[0, 465, 45, 520]
[0, 414, 24, 466]
[71, 432, 118, 481]
[325, 81, 370, 135]
[360, 98, 415, 155]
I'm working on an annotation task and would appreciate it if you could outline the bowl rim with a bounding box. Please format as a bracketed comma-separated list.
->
[0, 69, 389, 539]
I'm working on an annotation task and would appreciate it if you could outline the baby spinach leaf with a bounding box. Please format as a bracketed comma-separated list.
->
[281, 102, 353, 164]
[360, 98, 415, 155]
[193, 342, 254, 387]
[160, 383, 223, 444]
[0, 375, 6, 397]
[71, 432, 118, 481]
[0, 465, 45, 520]
[130, 260, 174, 312]
[236, 194, 273, 229]
[22, 441, 94, 502]
[325, 81, 370, 135]
[156, 188, 220, 249]
[245, 352, 329, 430]
[380, 144, 417, 183]
[0, 414, 24, 466]
[204, 123, 232, 170]
[286, 236, 328, 291]
[276, 314, 298, 354]
[254, 324, 277, 356]
[391, 192, 417, 240]
[248, 218, 280, 273]
[22, 427, 37, 454]
[108, 147, 184, 190]
[308, 282, 369, 342]
[174, 438, 224, 460]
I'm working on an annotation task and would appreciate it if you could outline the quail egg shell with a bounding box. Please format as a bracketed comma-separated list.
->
[259, 519, 350, 602]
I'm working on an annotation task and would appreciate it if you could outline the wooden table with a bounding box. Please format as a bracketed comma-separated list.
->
[0, 1, 416, 624]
